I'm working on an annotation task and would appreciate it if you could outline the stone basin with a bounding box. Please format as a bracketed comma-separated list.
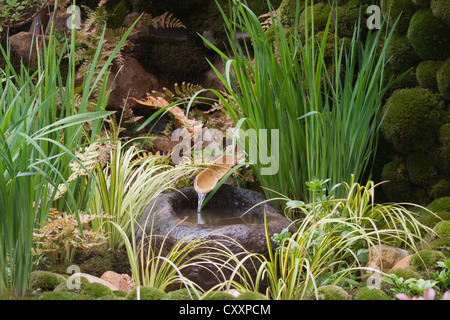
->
[135, 184, 293, 291]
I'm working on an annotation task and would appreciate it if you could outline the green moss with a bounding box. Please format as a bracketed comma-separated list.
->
[81, 283, 114, 299]
[438, 123, 450, 146]
[407, 9, 450, 60]
[355, 286, 390, 300]
[162, 288, 199, 300]
[388, 268, 422, 280]
[434, 220, 450, 237]
[381, 157, 414, 202]
[40, 291, 92, 300]
[202, 291, 236, 300]
[113, 290, 128, 298]
[427, 196, 450, 212]
[386, 35, 421, 73]
[437, 58, 450, 100]
[383, 0, 418, 34]
[381, 87, 444, 153]
[419, 211, 450, 228]
[406, 153, 438, 186]
[53, 275, 90, 293]
[430, 179, 450, 199]
[431, 0, 450, 26]
[410, 249, 446, 271]
[430, 145, 450, 175]
[317, 285, 351, 300]
[416, 60, 443, 91]
[412, 0, 430, 6]
[427, 237, 450, 255]
[236, 291, 268, 300]
[30, 271, 66, 292]
[278, 0, 304, 26]
[125, 286, 166, 300]
[298, 2, 330, 35]
[0, 292, 16, 300]
[337, 0, 369, 38]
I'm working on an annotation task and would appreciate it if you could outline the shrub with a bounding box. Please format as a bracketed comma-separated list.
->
[407, 9, 450, 60]
[381, 87, 444, 153]
[437, 58, 450, 100]
[317, 285, 351, 300]
[386, 36, 421, 73]
[355, 286, 390, 300]
[236, 291, 268, 300]
[30, 271, 66, 292]
[416, 60, 443, 91]
[410, 250, 446, 271]
[431, 0, 450, 26]
[81, 283, 114, 299]
[125, 286, 166, 300]
[434, 221, 450, 238]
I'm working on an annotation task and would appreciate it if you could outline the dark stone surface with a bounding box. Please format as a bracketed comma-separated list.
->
[135, 184, 294, 291]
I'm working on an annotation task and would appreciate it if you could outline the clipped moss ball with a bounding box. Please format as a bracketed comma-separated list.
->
[337, 0, 369, 38]
[388, 268, 422, 280]
[386, 35, 421, 73]
[431, 0, 450, 26]
[40, 291, 92, 300]
[202, 291, 236, 300]
[412, 0, 430, 6]
[162, 288, 199, 300]
[81, 283, 114, 299]
[407, 9, 450, 60]
[317, 285, 351, 300]
[113, 290, 127, 298]
[430, 179, 450, 199]
[298, 2, 330, 35]
[427, 196, 450, 213]
[437, 58, 450, 100]
[406, 153, 438, 186]
[419, 211, 450, 228]
[381, 87, 444, 153]
[434, 220, 450, 237]
[383, 0, 418, 34]
[31, 271, 66, 292]
[428, 236, 450, 255]
[355, 286, 390, 300]
[381, 157, 414, 202]
[236, 291, 268, 300]
[430, 145, 450, 175]
[416, 60, 443, 91]
[125, 286, 166, 300]
[410, 249, 446, 270]
[438, 123, 450, 146]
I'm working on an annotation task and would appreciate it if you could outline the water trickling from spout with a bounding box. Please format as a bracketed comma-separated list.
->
[197, 192, 207, 224]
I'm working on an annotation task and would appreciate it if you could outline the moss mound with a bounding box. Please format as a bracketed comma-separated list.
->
[418, 211, 450, 228]
[236, 291, 268, 300]
[410, 249, 446, 270]
[430, 179, 450, 199]
[416, 60, 443, 91]
[383, 0, 418, 34]
[202, 291, 236, 300]
[298, 2, 330, 35]
[355, 286, 389, 300]
[386, 35, 421, 73]
[431, 0, 450, 26]
[428, 236, 450, 255]
[381, 87, 444, 153]
[125, 286, 166, 300]
[438, 123, 450, 146]
[381, 157, 413, 202]
[434, 220, 450, 238]
[30, 271, 66, 292]
[430, 145, 450, 175]
[162, 288, 199, 300]
[40, 291, 92, 300]
[426, 196, 450, 213]
[336, 0, 368, 38]
[406, 153, 438, 186]
[437, 58, 450, 100]
[317, 285, 351, 300]
[388, 268, 422, 280]
[81, 283, 114, 299]
[412, 0, 430, 6]
[407, 9, 450, 60]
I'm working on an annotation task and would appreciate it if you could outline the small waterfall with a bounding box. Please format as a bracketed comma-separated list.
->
[197, 192, 207, 224]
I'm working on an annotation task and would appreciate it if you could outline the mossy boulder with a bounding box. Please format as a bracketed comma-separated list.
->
[355, 286, 390, 300]
[410, 249, 446, 271]
[430, 179, 450, 199]
[202, 291, 236, 300]
[386, 35, 421, 73]
[381, 87, 444, 153]
[30, 271, 66, 292]
[162, 288, 199, 300]
[416, 60, 443, 91]
[407, 9, 450, 60]
[406, 153, 438, 186]
[236, 291, 268, 300]
[382, 0, 418, 34]
[81, 283, 114, 299]
[381, 157, 414, 202]
[437, 58, 450, 100]
[125, 286, 166, 300]
[434, 220, 450, 238]
[431, 0, 450, 26]
[317, 285, 351, 300]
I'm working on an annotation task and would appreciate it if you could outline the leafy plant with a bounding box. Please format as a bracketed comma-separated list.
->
[433, 260, 450, 292]
[202, 0, 403, 206]
[0, 0, 47, 32]
[382, 274, 417, 296]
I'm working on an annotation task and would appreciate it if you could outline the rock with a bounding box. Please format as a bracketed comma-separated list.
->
[100, 271, 134, 293]
[9, 31, 49, 66]
[45, 12, 72, 34]
[391, 254, 413, 270]
[105, 55, 159, 108]
[68, 273, 120, 291]
[367, 244, 410, 273]
[135, 184, 294, 292]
